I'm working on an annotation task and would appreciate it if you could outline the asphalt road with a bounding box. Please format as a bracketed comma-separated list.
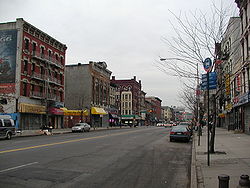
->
[0, 126, 192, 188]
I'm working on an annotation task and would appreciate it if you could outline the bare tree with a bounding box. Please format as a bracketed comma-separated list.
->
[157, 1, 237, 153]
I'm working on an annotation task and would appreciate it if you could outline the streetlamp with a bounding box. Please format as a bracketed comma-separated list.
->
[160, 57, 201, 143]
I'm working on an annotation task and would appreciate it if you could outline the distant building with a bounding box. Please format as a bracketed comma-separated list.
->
[65, 62, 111, 127]
[110, 76, 145, 126]
[162, 106, 174, 122]
[0, 18, 67, 130]
[109, 82, 119, 126]
[145, 96, 162, 124]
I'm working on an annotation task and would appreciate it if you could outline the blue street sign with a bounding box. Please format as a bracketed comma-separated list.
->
[201, 72, 217, 90]
[203, 58, 212, 72]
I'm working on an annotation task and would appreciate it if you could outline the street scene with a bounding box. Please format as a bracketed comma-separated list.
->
[1, 0, 250, 188]
[0, 127, 191, 188]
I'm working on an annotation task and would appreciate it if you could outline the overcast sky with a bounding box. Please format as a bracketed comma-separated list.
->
[0, 0, 237, 107]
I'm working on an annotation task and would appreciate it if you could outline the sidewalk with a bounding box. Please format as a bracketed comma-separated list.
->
[192, 127, 250, 188]
[15, 126, 130, 137]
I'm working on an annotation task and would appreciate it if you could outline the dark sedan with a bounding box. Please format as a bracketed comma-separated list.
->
[169, 126, 191, 142]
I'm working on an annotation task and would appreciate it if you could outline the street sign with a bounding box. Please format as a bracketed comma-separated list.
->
[203, 58, 212, 72]
[201, 72, 217, 90]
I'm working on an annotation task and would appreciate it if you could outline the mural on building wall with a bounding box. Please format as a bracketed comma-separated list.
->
[0, 29, 17, 93]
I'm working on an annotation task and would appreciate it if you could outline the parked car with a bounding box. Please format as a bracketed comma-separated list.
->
[72, 123, 91, 132]
[178, 122, 193, 135]
[157, 123, 166, 127]
[0, 115, 16, 140]
[164, 123, 173, 128]
[164, 121, 177, 128]
[169, 126, 192, 142]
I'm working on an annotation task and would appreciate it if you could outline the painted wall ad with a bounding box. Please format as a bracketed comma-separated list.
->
[0, 29, 17, 93]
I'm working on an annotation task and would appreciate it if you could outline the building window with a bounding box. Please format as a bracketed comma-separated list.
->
[55, 54, 58, 61]
[40, 66, 44, 75]
[23, 60, 28, 72]
[39, 86, 43, 93]
[60, 74, 63, 84]
[32, 42, 36, 54]
[60, 56, 64, 65]
[30, 84, 34, 92]
[24, 38, 29, 51]
[31, 63, 35, 72]
[48, 50, 52, 60]
[22, 82, 27, 96]
[60, 91, 63, 102]
[41, 46, 45, 58]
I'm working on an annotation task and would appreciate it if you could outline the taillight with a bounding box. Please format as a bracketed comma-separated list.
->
[170, 131, 175, 135]
[183, 132, 189, 135]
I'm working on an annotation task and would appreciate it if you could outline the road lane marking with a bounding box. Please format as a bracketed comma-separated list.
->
[0, 162, 38, 173]
[0, 128, 153, 154]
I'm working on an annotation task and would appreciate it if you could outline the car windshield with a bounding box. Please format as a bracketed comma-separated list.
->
[179, 122, 190, 126]
[171, 126, 187, 132]
[74, 124, 81, 127]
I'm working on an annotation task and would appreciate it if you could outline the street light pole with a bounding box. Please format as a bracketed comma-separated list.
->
[197, 63, 201, 146]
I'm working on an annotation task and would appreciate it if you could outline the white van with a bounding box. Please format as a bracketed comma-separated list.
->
[0, 115, 16, 140]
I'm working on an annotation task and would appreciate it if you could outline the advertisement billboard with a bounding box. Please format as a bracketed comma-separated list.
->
[0, 29, 17, 93]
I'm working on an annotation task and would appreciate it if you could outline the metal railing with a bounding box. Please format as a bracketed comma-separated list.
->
[31, 51, 63, 68]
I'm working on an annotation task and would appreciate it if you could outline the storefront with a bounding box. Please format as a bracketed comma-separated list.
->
[109, 113, 119, 126]
[232, 92, 249, 132]
[18, 103, 46, 130]
[62, 109, 89, 128]
[121, 115, 141, 126]
[48, 107, 64, 129]
[91, 107, 108, 128]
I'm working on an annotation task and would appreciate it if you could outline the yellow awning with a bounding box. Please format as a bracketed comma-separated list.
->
[91, 107, 107, 115]
[19, 103, 46, 114]
[62, 109, 89, 116]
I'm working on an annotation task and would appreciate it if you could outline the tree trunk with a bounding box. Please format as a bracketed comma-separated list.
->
[209, 95, 216, 153]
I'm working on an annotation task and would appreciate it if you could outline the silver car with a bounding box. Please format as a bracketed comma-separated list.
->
[72, 123, 91, 132]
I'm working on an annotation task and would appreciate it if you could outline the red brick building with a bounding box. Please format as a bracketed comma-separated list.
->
[145, 96, 162, 124]
[0, 18, 67, 130]
[110, 76, 145, 125]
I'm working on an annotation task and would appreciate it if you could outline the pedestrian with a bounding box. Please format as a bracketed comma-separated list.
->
[48, 121, 53, 135]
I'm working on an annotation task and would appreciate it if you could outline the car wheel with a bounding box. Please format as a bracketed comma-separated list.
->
[170, 138, 173, 142]
[6, 133, 12, 140]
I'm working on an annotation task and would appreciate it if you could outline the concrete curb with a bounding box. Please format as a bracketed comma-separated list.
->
[191, 133, 198, 188]
[15, 126, 132, 138]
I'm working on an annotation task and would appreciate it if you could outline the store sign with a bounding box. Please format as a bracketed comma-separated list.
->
[236, 74, 241, 92]
[225, 74, 230, 96]
[233, 92, 249, 107]
[225, 103, 233, 111]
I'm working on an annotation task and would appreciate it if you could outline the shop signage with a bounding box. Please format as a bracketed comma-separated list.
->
[233, 92, 249, 107]
[225, 103, 233, 111]
[225, 74, 230, 96]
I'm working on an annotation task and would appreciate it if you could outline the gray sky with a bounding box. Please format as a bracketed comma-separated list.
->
[0, 0, 235, 106]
